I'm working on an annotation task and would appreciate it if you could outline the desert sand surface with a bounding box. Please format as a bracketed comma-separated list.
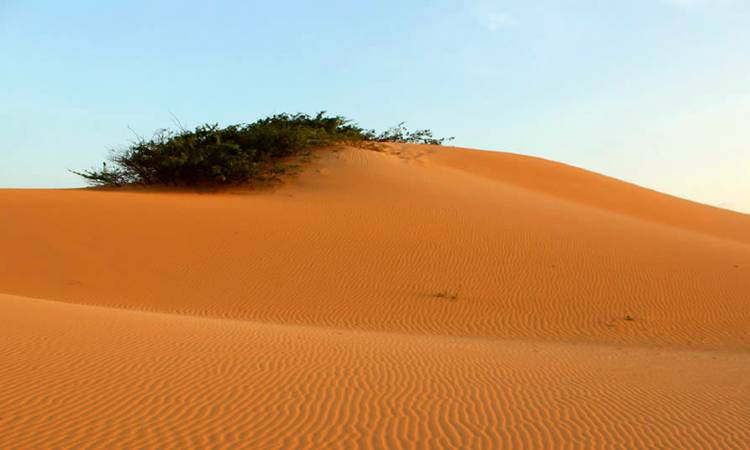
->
[2, 144, 749, 448]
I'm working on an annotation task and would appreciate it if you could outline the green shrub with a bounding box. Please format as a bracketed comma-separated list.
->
[72, 112, 451, 187]
[370, 122, 452, 145]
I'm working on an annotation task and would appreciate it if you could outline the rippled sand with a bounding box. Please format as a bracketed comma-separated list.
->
[2, 144, 749, 448]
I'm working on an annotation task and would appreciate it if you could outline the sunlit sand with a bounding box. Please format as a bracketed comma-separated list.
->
[2, 144, 748, 448]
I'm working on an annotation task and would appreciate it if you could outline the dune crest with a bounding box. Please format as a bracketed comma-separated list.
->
[2, 144, 749, 448]
[423, 144, 750, 244]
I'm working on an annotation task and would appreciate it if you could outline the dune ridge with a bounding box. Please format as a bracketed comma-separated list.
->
[427, 146, 750, 245]
[2, 144, 749, 448]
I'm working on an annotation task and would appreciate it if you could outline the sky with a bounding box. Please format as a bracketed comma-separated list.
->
[1, 0, 748, 213]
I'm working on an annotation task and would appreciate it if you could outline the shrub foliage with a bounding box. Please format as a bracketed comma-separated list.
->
[72, 112, 452, 187]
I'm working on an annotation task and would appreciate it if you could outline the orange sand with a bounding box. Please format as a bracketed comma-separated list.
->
[1, 144, 749, 448]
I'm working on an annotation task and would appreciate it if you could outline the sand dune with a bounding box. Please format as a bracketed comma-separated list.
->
[2, 144, 749, 448]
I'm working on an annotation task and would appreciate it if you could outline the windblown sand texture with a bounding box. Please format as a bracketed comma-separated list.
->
[2, 144, 749, 449]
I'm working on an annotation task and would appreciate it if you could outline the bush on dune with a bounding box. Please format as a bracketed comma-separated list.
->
[370, 122, 448, 146]
[72, 112, 453, 187]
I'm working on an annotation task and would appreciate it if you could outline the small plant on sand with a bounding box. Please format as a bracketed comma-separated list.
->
[624, 315, 635, 322]
[434, 290, 458, 300]
[72, 112, 452, 187]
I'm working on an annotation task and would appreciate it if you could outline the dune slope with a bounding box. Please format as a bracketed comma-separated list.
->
[2, 144, 749, 448]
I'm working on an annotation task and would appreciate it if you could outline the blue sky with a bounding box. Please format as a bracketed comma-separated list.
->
[2, 0, 748, 212]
